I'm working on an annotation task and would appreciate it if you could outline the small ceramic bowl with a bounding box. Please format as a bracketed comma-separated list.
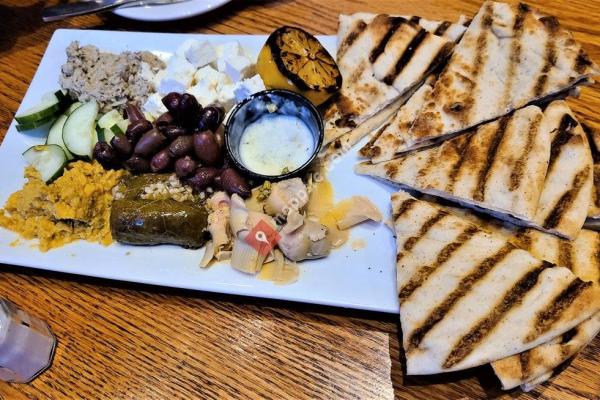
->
[224, 89, 324, 181]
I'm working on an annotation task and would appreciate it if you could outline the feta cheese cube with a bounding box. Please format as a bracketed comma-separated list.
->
[157, 55, 196, 94]
[143, 93, 168, 119]
[175, 39, 200, 59]
[187, 82, 219, 107]
[233, 74, 266, 102]
[215, 41, 242, 58]
[217, 83, 237, 110]
[194, 65, 231, 90]
[217, 55, 254, 83]
[177, 40, 218, 68]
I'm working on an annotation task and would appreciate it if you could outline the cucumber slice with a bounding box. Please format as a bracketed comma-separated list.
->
[22, 144, 68, 183]
[16, 92, 63, 125]
[65, 102, 82, 115]
[99, 128, 116, 145]
[54, 89, 70, 106]
[97, 110, 123, 130]
[62, 101, 99, 159]
[46, 114, 74, 160]
[15, 113, 58, 132]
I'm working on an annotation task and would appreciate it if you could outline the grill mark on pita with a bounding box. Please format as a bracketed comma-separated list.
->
[560, 327, 578, 344]
[575, 49, 593, 74]
[393, 198, 417, 221]
[369, 17, 408, 63]
[581, 123, 600, 162]
[434, 21, 452, 36]
[399, 226, 479, 304]
[403, 211, 447, 252]
[416, 146, 438, 181]
[446, 133, 475, 192]
[337, 20, 367, 60]
[547, 114, 578, 174]
[514, 229, 532, 251]
[558, 241, 573, 271]
[519, 351, 532, 380]
[409, 16, 421, 25]
[463, 18, 472, 27]
[406, 243, 513, 351]
[595, 232, 600, 286]
[473, 115, 511, 202]
[423, 43, 454, 82]
[502, 3, 529, 109]
[543, 168, 590, 229]
[443, 262, 548, 369]
[384, 159, 404, 179]
[509, 113, 542, 191]
[526, 279, 592, 343]
[534, 17, 560, 97]
[383, 28, 428, 85]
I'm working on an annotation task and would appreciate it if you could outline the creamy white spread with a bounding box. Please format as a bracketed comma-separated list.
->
[239, 114, 314, 176]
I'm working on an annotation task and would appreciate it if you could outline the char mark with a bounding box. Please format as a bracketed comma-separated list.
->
[509, 113, 542, 191]
[502, 3, 528, 109]
[581, 123, 600, 162]
[558, 240, 573, 271]
[403, 211, 447, 252]
[383, 28, 428, 85]
[575, 49, 593, 74]
[526, 279, 592, 342]
[409, 16, 421, 25]
[443, 262, 548, 369]
[473, 115, 511, 202]
[406, 243, 513, 351]
[369, 17, 408, 63]
[393, 198, 417, 221]
[337, 20, 368, 60]
[433, 21, 452, 36]
[519, 351, 531, 380]
[547, 114, 578, 173]
[534, 25, 557, 97]
[560, 327, 579, 344]
[543, 168, 590, 230]
[399, 226, 479, 304]
[446, 133, 475, 192]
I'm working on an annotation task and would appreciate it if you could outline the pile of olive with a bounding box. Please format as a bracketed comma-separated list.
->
[93, 92, 251, 198]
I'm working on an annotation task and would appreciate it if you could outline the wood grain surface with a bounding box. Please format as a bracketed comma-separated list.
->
[0, 1, 598, 399]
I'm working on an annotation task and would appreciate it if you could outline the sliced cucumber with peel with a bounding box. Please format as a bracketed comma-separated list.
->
[98, 110, 128, 136]
[22, 144, 68, 183]
[46, 114, 74, 160]
[15, 92, 64, 125]
[62, 101, 99, 159]
[65, 102, 82, 115]
[15, 114, 57, 132]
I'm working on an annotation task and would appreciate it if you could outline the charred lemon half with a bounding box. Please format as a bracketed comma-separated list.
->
[257, 26, 342, 106]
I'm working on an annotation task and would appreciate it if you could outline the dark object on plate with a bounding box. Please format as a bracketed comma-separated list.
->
[110, 134, 133, 158]
[186, 167, 220, 191]
[163, 125, 187, 141]
[126, 119, 153, 142]
[134, 128, 167, 157]
[155, 112, 174, 130]
[125, 103, 145, 123]
[197, 105, 225, 132]
[168, 135, 194, 158]
[110, 199, 209, 249]
[218, 168, 251, 198]
[174, 156, 197, 178]
[162, 92, 181, 116]
[193, 131, 221, 166]
[178, 93, 201, 128]
[93, 142, 118, 170]
[124, 155, 151, 173]
[150, 149, 172, 172]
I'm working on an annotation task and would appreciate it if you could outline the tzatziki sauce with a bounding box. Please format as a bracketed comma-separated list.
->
[239, 114, 314, 176]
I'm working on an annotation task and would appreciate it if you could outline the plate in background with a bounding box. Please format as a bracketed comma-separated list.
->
[114, 0, 232, 21]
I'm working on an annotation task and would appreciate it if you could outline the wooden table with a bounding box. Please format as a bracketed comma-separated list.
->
[0, 1, 598, 399]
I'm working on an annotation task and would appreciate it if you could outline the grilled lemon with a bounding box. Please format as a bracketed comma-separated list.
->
[257, 26, 342, 106]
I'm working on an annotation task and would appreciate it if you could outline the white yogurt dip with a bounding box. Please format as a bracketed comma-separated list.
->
[239, 114, 315, 176]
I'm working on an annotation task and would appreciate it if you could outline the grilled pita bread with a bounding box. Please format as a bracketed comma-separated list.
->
[582, 123, 600, 219]
[357, 101, 593, 239]
[323, 13, 468, 147]
[390, 190, 600, 375]
[404, 1, 600, 148]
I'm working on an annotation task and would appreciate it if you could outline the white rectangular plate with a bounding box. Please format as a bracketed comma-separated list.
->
[0, 29, 399, 313]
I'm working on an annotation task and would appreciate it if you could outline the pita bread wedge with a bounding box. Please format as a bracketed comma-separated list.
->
[323, 13, 468, 147]
[390, 190, 600, 375]
[357, 101, 593, 239]
[406, 195, 600, 390]
[404, 1, 600, 148]
[581, 123, 600, 219]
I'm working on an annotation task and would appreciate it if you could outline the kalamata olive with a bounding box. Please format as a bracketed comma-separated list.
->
[214, 125, 225, 150]
[186, 167, 220, 191]
[93, 142, 118, 170]
[150, 149, 172, 173]
[193, 131, 221, 166]
[219, 168, 251, 198]
[197, 105, 224, 132]
[134, 129, 167, 158]
[162, 92, 181, 116]
[124, 155, 151, 174]
[168, 135, 194, 158]
[125, 103, 145, 123]
[110, 134, 133, 158]
[178, 93, 201, 128]
[155, 112, 174, 130]
[126, 119, 153, 142]
[174, 156, 198, 178]
[163, 126, 187, 141]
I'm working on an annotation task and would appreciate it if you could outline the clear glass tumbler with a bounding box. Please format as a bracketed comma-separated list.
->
[0, 299, 56, 383]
